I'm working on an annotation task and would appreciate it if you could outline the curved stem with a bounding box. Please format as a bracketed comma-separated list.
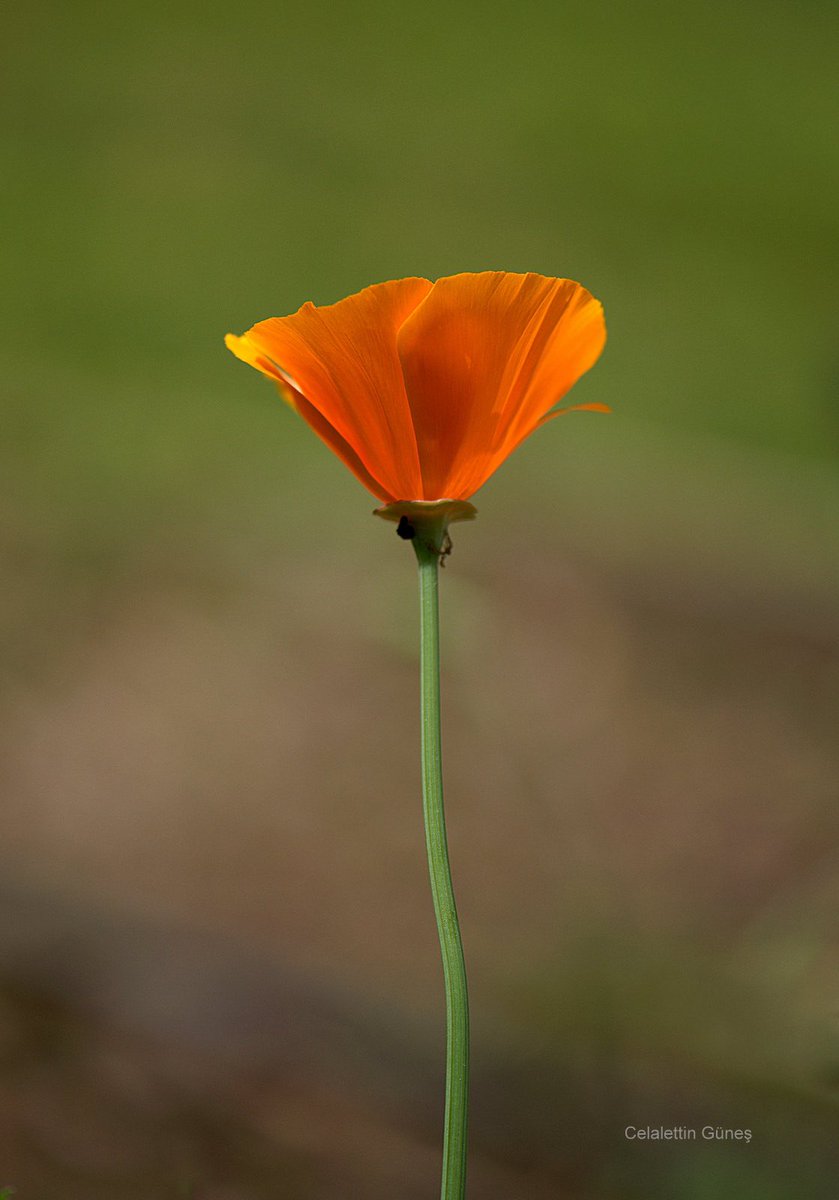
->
[414, 537, 470, 1200]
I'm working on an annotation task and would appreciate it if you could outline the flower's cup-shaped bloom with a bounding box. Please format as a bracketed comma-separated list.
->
[225, 271, 607, 506]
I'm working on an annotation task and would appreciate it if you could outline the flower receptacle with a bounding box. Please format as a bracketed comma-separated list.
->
[374, 499, 477, 563]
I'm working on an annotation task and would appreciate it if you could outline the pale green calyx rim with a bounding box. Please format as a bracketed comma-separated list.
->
[374, 499, 478, 560]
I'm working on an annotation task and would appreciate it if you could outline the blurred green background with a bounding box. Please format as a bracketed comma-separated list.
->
[2, 0, 838, 1196]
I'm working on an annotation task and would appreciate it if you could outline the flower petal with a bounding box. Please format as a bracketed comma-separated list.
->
[225, 331, 398, 502]
[231, 278, 432, 500]
[225, 331, 300, 410]
[492, 282, 607, 477]
[396, 272, 606, 499]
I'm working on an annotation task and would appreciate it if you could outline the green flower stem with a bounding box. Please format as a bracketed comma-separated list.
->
[414, 534, 470, 1200]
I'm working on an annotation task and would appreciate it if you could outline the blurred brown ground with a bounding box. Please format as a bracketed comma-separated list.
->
[1, 475, 838, 1196]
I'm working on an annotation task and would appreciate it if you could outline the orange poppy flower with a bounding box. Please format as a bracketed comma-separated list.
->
[225, 271, 607, 511]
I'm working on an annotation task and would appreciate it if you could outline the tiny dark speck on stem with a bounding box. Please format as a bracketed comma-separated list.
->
[396, 516, 416, 539]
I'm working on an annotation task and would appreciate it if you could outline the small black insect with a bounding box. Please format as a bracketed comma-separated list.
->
[396, 515, 416, 539]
